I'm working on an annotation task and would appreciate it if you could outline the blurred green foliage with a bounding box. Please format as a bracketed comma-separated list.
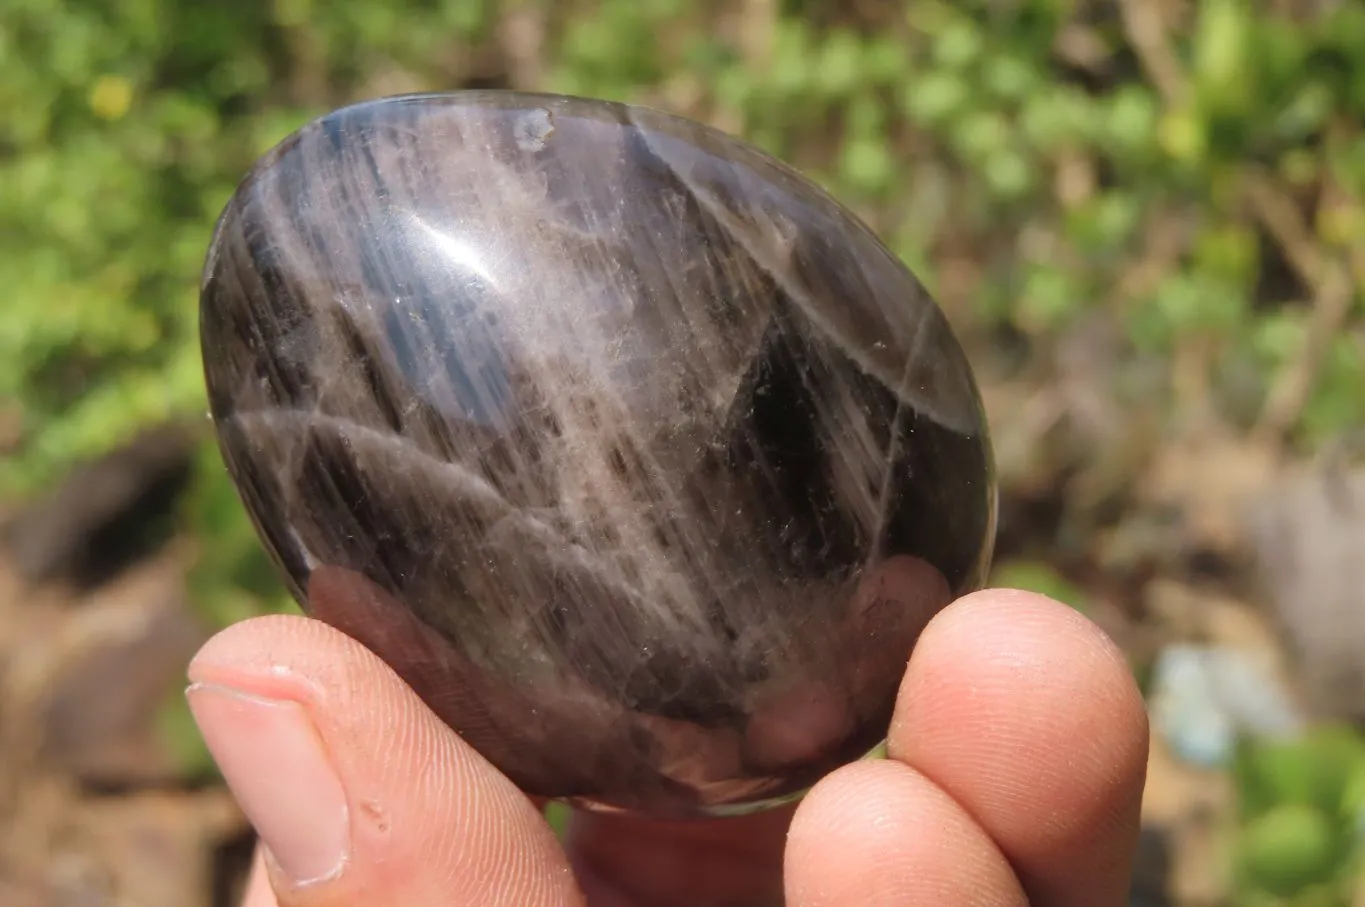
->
[1233, 728, 1365, 905]
[5, 0, 1362, 500]
[3, 0, 1364, 902]
[989, 559, 1087, 611]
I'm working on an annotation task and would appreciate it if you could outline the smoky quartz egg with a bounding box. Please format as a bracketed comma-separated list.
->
[200, 91, 997, 818]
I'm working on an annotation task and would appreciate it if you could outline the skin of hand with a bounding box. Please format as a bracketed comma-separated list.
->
[187, 588, 1149, 907]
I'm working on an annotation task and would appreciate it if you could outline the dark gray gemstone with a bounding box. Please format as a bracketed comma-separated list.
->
[199, 91, 997, 818]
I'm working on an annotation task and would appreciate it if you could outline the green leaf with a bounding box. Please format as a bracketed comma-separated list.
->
[1194, 0, 1255, 119]
[990, 560, 1087, 611]
[899, 70, 968, 127]
[1235, 728, 1365, 822]
[932, 18, 984, 71]
[838, 136, 895, 196]
[813, 28, 863, 99]
[1236, 804, 1342, 897]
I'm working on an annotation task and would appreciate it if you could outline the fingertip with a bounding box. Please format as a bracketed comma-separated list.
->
[189, 613, 337, 700]
[889, 589, 1149, 907]
[786, 760, 1025, 907]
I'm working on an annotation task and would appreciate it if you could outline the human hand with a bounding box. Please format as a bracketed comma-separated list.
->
[187, 588, 1148, 907]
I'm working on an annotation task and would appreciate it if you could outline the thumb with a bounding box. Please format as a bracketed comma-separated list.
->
[187, 612, 584, 907]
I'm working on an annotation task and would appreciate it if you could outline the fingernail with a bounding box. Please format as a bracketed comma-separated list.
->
[188, 682, 351, 887]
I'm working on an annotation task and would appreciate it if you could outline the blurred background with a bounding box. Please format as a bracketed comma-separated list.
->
[0, 0, 1362, 904]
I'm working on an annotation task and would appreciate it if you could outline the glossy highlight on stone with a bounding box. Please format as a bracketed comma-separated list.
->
[199, 91, 997, 818]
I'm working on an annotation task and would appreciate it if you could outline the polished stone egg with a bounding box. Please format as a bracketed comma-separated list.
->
[199, 91, 996, 818]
